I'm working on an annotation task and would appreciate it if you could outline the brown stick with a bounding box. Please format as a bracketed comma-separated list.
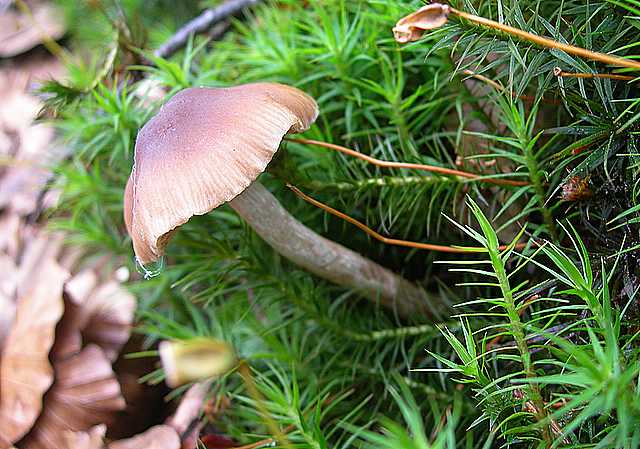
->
[229, 182, 451, 319]
[286, 138, 529, 187]
[287, 184, 524, 253]
[450, 7, 640, 70]
[155, 0, 261, 59]
[553, 67, 638, 81]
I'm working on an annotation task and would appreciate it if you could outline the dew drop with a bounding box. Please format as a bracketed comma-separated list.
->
[135, 256, 165, 279]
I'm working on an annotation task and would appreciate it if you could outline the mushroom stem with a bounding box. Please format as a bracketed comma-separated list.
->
[228, 182, 450, 319]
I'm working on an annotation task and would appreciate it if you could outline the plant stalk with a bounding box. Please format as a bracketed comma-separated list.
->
[229, 182, 451, 319]
[489, 247, 550, 441]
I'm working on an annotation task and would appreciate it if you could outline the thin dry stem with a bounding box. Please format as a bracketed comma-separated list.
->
[451, 7, 640, 70]
[286, 138, 529, 187]
[554, 67, 637, 81]
[238, 362, 293, 449]
[462, 69, 559, 105]
[287, 184, 524, 253]
[14, 0, 69, 61]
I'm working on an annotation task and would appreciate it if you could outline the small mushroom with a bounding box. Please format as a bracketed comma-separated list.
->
[125, 83, 445, 317]
[159, 338, 235, 388]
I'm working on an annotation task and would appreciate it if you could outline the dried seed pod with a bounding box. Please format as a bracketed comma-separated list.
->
[561, 176, 592, 201]
[392, 4, 451, 43]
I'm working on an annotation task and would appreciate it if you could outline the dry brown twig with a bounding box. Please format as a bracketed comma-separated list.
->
[553, 67, 638, 81]
[287, 184, 527, 253]
[393, 4, 640, 70]
[286, 137, 529, 187]
[154, 0, 262, 59]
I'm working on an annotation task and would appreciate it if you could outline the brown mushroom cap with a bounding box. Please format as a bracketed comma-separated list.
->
[126, 83, 318, 264]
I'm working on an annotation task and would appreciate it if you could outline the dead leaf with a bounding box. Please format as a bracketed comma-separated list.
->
[62, 425, 106, 449]
[108, 426, 181, 449]
[0, 3, 66, 58]
[81, 282, 136, 362]
[0, 258, 68, 448]
[0, 69, 66, 216]
[0, 254, 17, 350]
[165, 381, 210, 435]
[20, 345, 126, 449]
[392, 4, 451, 43]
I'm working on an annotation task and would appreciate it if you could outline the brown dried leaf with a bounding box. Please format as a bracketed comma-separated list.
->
[81, 282, 136, 362]
[108, 426, 180, 449]
[52, 270, 99, 360]
[15, 230, 65, 296]
[58, 272, 136, 362]
[20, 345, 126, 449]
[0, 3, 66, 58]
[62, 425, 106, 449]
[165, 381, 210, 435]
[392, 4, 451, 43]
[0, 213, 20, 258]
[0, 254, 17, 351]
[0, 258, 68, 448]
[0, 69, 66, 216]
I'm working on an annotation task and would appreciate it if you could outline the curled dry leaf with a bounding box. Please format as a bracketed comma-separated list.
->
[392, 3, 451, 43]
[0, 68, 66, 216]
[13, 227, 65, 293]
[165, 381, 210, 435]
[0, 258, 68, 448]
[61, 425, 180, 449]
[125, 83, 318, 264]
[108, 426, 181, 449]
[20, 345, 126, 449]
[81, 281, 136, 362]
[54, 270, 136, 362]
[0, 213, 20, 258]
[165, 381, 211, 448]
[62, 425, 106, 449]
[0, 254, 17, 349]
[0, 3, 66, 58]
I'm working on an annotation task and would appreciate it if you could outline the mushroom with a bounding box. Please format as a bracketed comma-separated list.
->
[159, 338, 235, 388]
[125, 83, 448, 318]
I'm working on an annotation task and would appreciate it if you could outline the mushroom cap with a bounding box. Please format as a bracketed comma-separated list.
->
[125, 83, 318, 264]
[159, 338, 236, 388]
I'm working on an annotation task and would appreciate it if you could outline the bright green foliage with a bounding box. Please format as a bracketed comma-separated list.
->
[48, 0, 640, 447]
